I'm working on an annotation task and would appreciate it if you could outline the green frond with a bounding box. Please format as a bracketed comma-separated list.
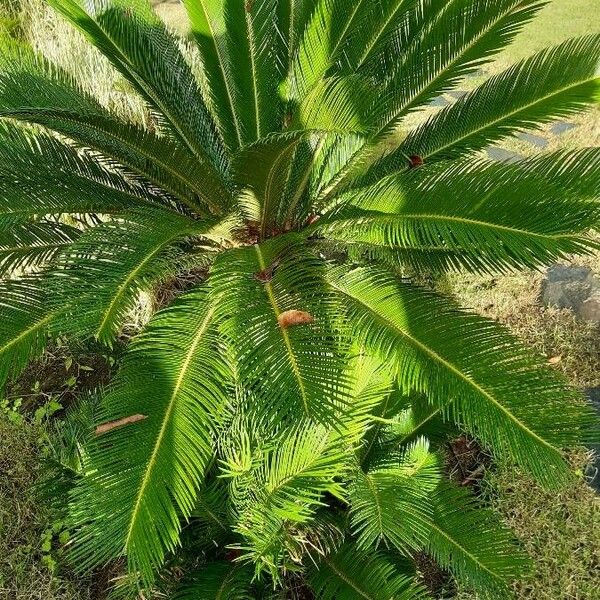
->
[0, 38, 229, 213]
[0, 122, 170, 228]
[519, 147, 600, 202]
[233, 132, 311, 237]
[295, 76, 376, 133]
[375, 0, 546, 128]
[276, 0, 319, 87]
[176, 562, 255, 600]
[349, 438, 441, 553]
[327, 265, 598, 487]
[210, 235, 350, 425]
[223, 423, 348, 580]
[365, 395, 453, 462]
[46, 0, 228, 176]
[50, 211, 205, 345]
[319, 0, 546, 200]
[307, 544, 429, 600]
[425, 483, 531, 599]
[391, 35, 600, 166]
[184, 0, 282, 148]
[0, 222, 81, 278]
[317, 159, 599, 273]
[69, 285, 229, 586]
[0, 276, 54, 391]
[190, 478, 232, 546]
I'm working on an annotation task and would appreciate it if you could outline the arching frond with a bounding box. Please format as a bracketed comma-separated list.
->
[176, 562, 255, 600]
[0, 276, 54, 391]
[184, 0, 282, 148]
[349, 438, 441, 553]
[0, 38, 228, 213]
[46, 0, 228, 175]
[327, 265, 598, 487]
[425, 484, 531, 600]
[520, 147, 600, 202]
[307, 544, 429, 600]
[374, 0, 546, 127]
[69, 285, 229, 586]
[225, 424, 348, 579]
[50, 211, 206, 345]
[0, 122, 168, 228]
[316, 159, 599, 273]
[0, 222, 81, 278]
[211, 235, 350, 425]
[391, 35, 600, 167]
[318, 0, 546, 199]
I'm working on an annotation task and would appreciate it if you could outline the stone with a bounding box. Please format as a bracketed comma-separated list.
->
[486, 147, 523, 163]
[550, 121, 576, 136]
[584, 388, 600, 492]
[516, 132, 549, 148]
[541, 265, 600, 323]
[429, 96, 451, 107]
[579, 293, 600, 323]
[464, 68, 485, 78]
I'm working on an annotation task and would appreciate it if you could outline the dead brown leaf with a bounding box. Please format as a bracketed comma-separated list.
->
[95, 414, 148, 436]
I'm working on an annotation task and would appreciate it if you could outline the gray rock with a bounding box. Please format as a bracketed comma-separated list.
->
[584, 387, 600, 492]
[541, 265, 600, 323]
[550, 121, 576, 136]
[486, 147, 523, 163]
[516, 132, 549, 148]
[580, 293, 600, 323]
[429, 96, 451, 107]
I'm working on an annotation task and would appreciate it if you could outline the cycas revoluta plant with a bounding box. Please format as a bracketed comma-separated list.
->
[0, 0, 599, 597]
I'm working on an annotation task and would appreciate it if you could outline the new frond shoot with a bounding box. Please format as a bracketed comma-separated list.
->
[0, 0, 598, 598]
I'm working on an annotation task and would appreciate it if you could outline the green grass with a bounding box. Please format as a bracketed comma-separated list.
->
[0, 417, 94, 600]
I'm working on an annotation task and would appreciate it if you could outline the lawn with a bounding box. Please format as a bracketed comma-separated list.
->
[0, 1, 599, 599]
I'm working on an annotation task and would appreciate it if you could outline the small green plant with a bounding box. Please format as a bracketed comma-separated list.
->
[0, 1, 599, 598]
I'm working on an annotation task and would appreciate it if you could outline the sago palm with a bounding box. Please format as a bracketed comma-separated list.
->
[1, 0, 599, 597]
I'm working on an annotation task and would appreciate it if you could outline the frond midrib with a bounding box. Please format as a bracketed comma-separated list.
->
[422, 74, 600, 160]
[254, 244, 311, 416]
[123, 305, 216, 550]
[329, 277, 563, 457]
[328, 213, 585, 240]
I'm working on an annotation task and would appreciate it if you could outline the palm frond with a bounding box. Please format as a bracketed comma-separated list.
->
[327, 265, 598, 487]
[317, 159, 599, 273]
[425, 483, 530, 599]
[0, 122, 170, 228]
[176, 562, 255, 600]
[46, 0, 228, 176]
[307, 544, 429, 600]
[349, 438, 441, 553]
[0, 276, 54, 391]
[318, 0, 546, 200]
[50, 211, 205, 345]
[224, 423, 348, 579]
[69, 285, 229, 586]
[184, 0, 282, 148]
[0, 222, 81, 278]
[211, 235, 350, 425]
[0, 38, 228, 213]
[390, 35, 600, 167]
[374, 0, 546, 128]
